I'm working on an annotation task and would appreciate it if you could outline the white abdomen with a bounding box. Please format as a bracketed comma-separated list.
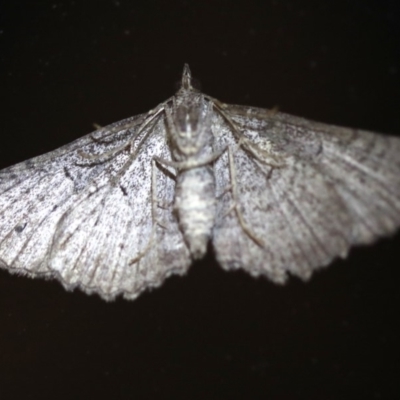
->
[175, 166, 216, 258]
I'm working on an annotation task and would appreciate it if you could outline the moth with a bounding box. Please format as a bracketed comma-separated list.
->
[1, 65, 399, 300]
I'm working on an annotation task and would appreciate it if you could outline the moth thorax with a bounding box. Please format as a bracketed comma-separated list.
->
[171, 101, 211, 157]
[175, 166, 216, 259]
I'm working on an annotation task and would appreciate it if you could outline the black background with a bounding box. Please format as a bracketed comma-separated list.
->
[1, 1, 399, 399]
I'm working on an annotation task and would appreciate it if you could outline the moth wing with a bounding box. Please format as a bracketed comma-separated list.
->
[0, 113, 190, 300]
[212, 104, 400, 282]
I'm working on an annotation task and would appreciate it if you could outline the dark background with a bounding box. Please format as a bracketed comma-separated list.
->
[0, 1, 399, 399]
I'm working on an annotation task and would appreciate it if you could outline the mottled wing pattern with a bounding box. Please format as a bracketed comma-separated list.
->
[212, 104, 400, 283]
[0, 113, 190, 300]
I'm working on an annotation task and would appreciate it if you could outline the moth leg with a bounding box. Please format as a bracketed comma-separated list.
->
[227, 146, 266, 248]
[147, 156, 177, 212]
[154, 146, 227, 171]
[129, 159, 162, 264]
[87, 128, 132, 150]
[76, 141, 132, 165]
[156, 199, 173, 211]
[111, 110, 167, 185]
[89, 118, 146, 144]
[209, 98, 285, 168]
[216, 184, 232, 200]
[77, 106, 165, 167]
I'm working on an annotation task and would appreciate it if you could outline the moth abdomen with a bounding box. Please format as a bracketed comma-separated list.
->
[175, 166, 216, 259]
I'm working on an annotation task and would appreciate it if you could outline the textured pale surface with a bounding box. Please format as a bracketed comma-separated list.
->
[1, 65, 399, 300]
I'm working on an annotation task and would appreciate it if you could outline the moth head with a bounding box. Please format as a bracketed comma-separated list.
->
[181, 63, 192, 91]
[177, 64, 201, 92]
